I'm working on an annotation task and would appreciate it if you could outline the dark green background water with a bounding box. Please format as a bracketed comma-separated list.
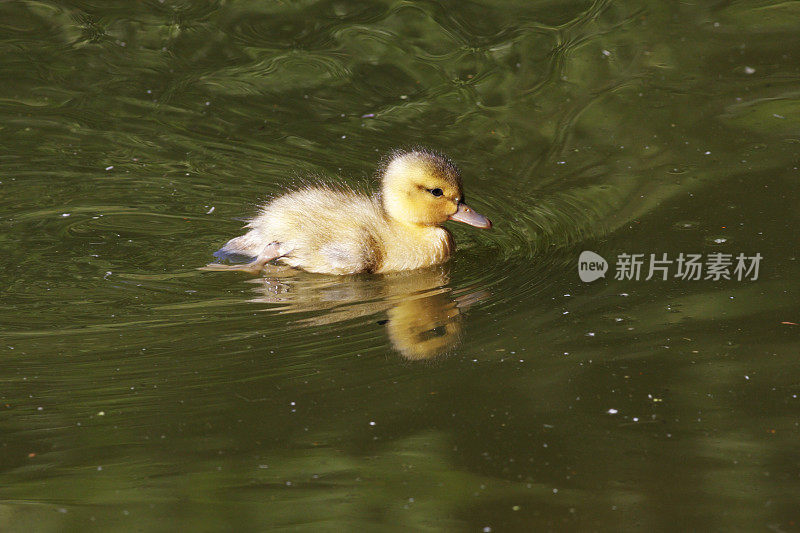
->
[1, 0, 799, 531]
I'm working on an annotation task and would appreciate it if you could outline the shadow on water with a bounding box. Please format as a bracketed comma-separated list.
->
[244, 265, 488, 361]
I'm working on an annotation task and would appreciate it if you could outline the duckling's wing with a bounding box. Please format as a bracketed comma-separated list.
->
[317, 231, 381, 274]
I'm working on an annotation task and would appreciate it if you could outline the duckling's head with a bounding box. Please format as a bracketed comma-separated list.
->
[380, 149, 492, 229]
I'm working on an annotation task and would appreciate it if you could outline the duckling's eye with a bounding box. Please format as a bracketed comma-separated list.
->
[428, 188, 444, 197]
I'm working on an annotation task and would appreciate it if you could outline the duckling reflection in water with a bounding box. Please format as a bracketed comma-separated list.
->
[247, 266, 489, 360]
[204, 149, 491, 275]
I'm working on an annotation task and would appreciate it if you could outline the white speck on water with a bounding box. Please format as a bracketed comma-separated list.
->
[98, 411, 105, 416]
[105, 166, 114, 171]
[633, 417, 639, 422]
[745, 375, 750, 380]
[37, 406, 43, 411]
[704, 151, 711, 155]
[206, 206, 215, 214]
[290, 401, 296, 406]
[602, 49, 611, 56]
[97, 466, 103, 471]
[744, 66, 755, 74]
[773, 114, 785, 119]
[586, 332, 595, 337]
[286, 481, 292, 486]
[483, 528, 492, 533]
[369, 421, 376, 426]
[553, 488, 559, 494]
[607, 408, 618, 415]
[400, 95, 408, 100]
[61, 213, 70, 217]
[341, 135, 346, 139]
[205, 101, 210, 106]
[714, 238, 727, 244]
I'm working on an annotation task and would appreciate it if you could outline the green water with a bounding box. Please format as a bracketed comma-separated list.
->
[1, 0, 799, 530]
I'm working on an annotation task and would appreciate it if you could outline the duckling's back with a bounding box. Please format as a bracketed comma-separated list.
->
[217, 186, 387, 275]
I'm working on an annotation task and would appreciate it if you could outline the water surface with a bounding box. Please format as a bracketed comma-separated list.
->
[1, 0, 799, 530]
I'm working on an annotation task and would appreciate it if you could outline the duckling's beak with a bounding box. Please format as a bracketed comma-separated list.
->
[448, 203, 492, 229]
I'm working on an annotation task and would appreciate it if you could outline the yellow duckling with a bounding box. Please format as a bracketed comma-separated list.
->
[206, 149, 492, 275]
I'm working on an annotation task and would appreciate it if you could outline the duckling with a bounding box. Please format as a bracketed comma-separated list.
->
[205, 149, 491, 275]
